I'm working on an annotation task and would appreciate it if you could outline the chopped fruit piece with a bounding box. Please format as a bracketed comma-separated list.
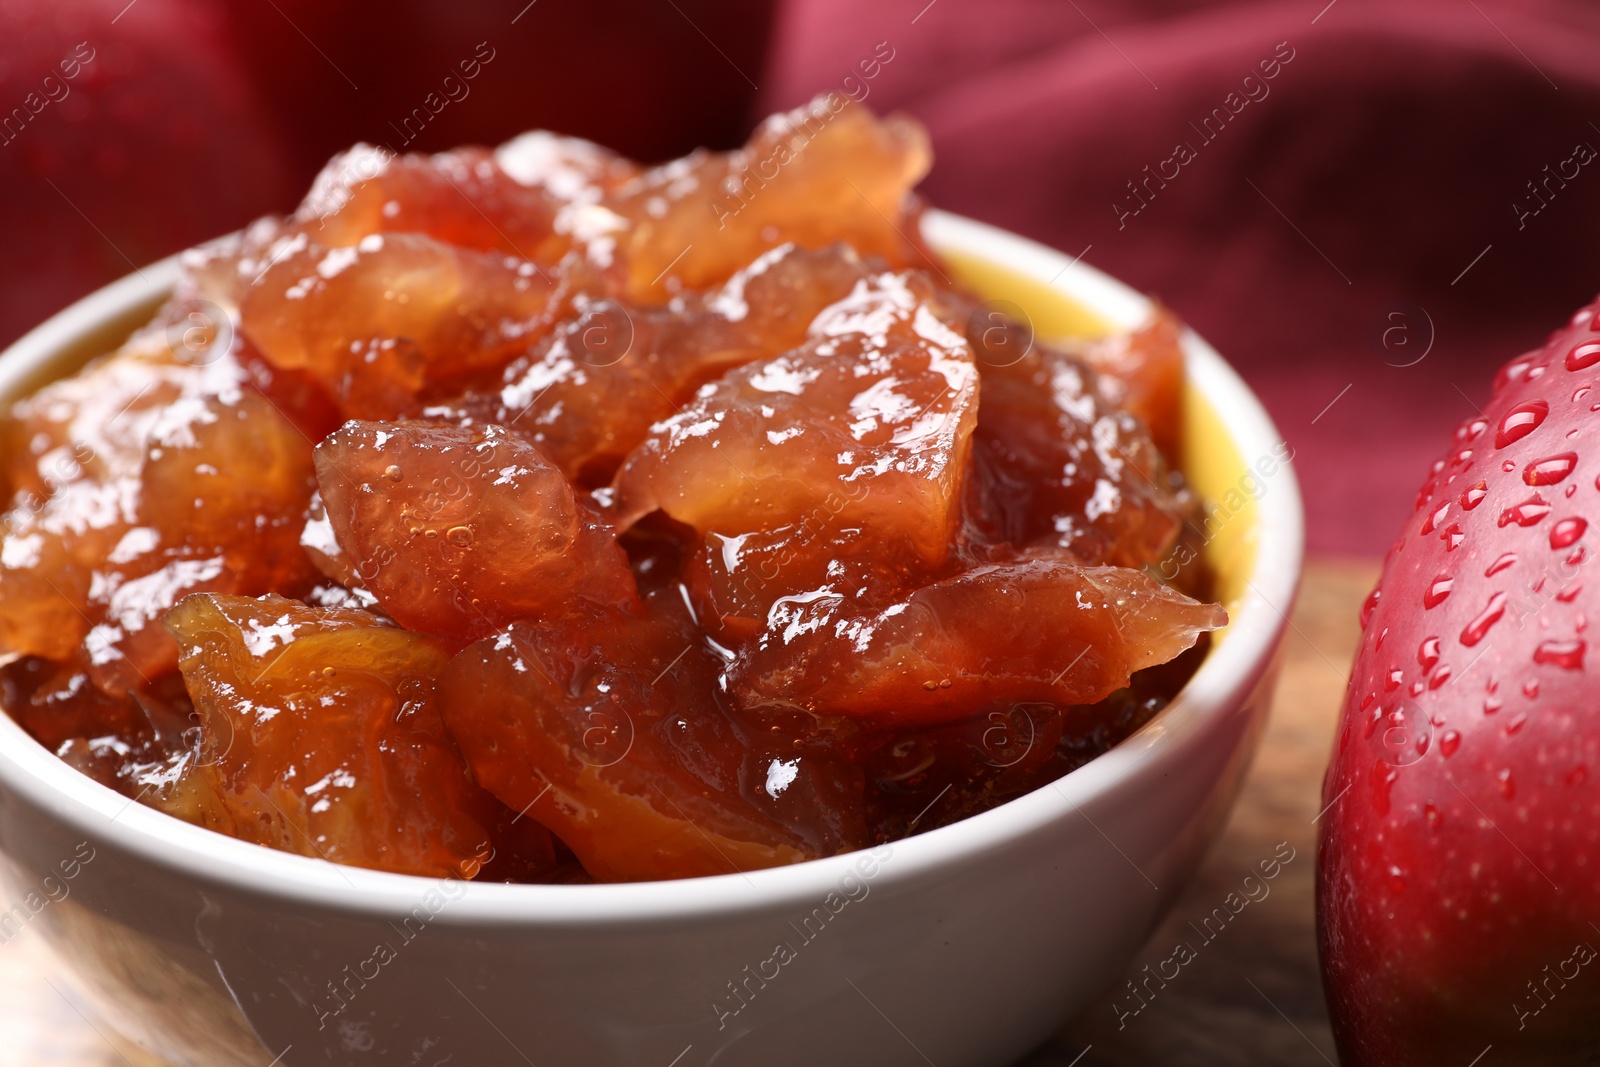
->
[296, 137, 641, 265]
[240, 232, 560, 418]
[437, 592, 867, 882]
[729, 560, 1226, 725]
[967, 342, 1192, 568]
[613, 271, 979, 565]
[3, 329, 240, 496]
[299, 490, 364, 590]
[160, 593, 496, 878]
[314, 421, 636, 648]
[610, 96, 931, 300]
[437, 243, 871, 484]
[83, 390, 319, 692]
[861, 646, 1205, 837]
[1077, 306, 1186, 460]
[299, 145, 557, 258]
[0, 485, 121, 663]
[0, 655, 160, 755]
[140, 390, 316, 557]
[0, 340, 317, 684]
[684, 524, 928, 647]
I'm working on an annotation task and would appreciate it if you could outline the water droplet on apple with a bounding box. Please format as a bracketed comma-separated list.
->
[1533, 638, 1585, 670]
[1499, 494, 1551, 528]
[1567, 340, 1600, 371]
[1461, 592, 1508, 646]
[1496, 400, 1549, 448]
[1551, 517, 1587, 549]
[1524, 452, 1577, 486]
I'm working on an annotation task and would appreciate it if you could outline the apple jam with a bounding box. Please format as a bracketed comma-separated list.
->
[0, 97, 1223, 882]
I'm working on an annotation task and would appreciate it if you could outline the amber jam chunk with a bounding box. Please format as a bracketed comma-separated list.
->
[0, 97, 1223, 882]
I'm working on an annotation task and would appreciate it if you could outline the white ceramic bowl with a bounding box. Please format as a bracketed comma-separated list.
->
[0, 211, 1303, 1067]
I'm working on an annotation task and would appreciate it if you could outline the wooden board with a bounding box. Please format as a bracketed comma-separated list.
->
[0, 558, 1379, 1067]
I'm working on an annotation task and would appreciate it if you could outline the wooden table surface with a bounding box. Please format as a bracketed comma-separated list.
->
[0, 558, 1378, 1067]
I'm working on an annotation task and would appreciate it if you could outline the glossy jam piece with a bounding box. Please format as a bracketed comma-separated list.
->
[1077, 306, 1186, 459]
[684, 524, 931, 647]
[609, 96, 931, 301]
[299, 490, 366, 590]
[0, 653, 201, 810]
[729, 559, 1226, 725]
[438, 243, 872, 484]
[159, 593, 498, 877]
[437, 591, 868, 882]
[0, 483, 125, 663]
[240, 232, 560, 418]
[299, 145, 555, 259]
[3, 329, 238, 497]
[614, 271, 979, 565]
[967, 342, 1191, 568]
[0, 341, 316, 680]
[0, 655, 162, 755]
[298, 138, 641, 265]
[86, 390, 318, 689]
[863, 647, 1202, 836]
[314, 421, 637, 648]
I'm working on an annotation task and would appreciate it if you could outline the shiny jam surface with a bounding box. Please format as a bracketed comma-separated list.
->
[0, 97, 1224, 882]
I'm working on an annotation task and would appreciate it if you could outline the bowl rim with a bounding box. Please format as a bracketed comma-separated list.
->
[0, 209, 1305, 926]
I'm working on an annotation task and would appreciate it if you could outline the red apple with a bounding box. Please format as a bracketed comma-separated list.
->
[0, 0, 296, 347]
[1319, 297, 1600, 1064]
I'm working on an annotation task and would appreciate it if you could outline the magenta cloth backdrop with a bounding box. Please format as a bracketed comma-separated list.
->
[763, 0, 1600, 555]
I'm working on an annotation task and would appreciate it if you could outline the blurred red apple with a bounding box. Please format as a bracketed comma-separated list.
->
[0, 0, 297, 347]
[0, 0, 774, 351]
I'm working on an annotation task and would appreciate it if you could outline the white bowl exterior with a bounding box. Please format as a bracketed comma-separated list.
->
[0, 211, 1303, 1067]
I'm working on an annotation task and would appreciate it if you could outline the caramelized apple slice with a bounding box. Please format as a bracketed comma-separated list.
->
[15, 656, 200, 807]
[241, 232, 560, 418]
[438, 243, 871, 484]
[684, 524, 930, 647]
[314, 421, 636, 648]
[296, 145, 560, 258]
[0, 339, 207, 664]
[493, 131, 643, 268]
[437, 592, 867, 882]
[82, 389, 319, 694]
[0, 482, 125, 663]
[968, 344, 1192, 568]
[0, 654, 162, 755]
[159, 593, 492, 877]
[1076, 307, 1186, 460]
[613, 271, 978, 565]
[0, 343, 317, 680]
[729, 559, 1226, 725]
[610, 95, 930, 300]
[2, 330, 241, 498]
